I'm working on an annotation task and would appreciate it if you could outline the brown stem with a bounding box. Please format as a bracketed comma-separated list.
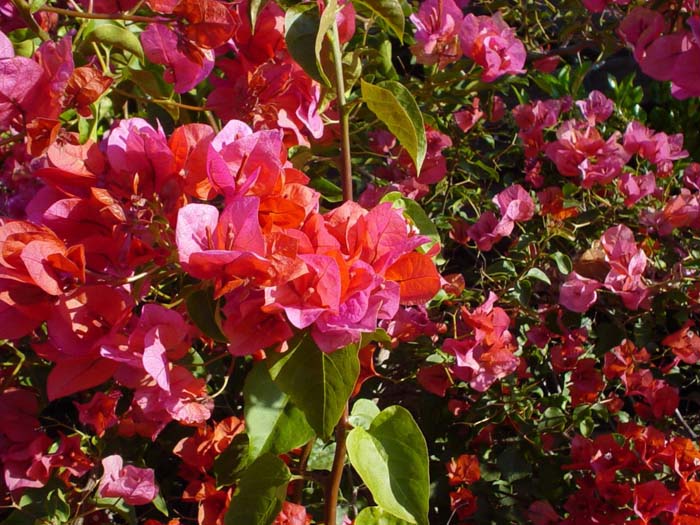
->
[292, 438, 316, 504]
[324, 406, 349, 525]
[10, 0, 49, 40]
[38, 5, 167, 23]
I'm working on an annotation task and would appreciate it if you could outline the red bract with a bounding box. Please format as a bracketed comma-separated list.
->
[98, 454, 158, 505]
[141, 23, 215, 93]
[208, 56, 323, 147]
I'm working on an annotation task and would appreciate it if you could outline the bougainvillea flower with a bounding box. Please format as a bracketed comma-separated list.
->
[492, 184, 535, 223]
[98, 455, 158, 505]
[576, 90, 613, 124]
[460, 13, 526, 82]
[0, 30, 45, 130]
[141, 23, 215, 93]
[409, 0, 464, 69]
[446, 454, 480, 486]
[663, 321, 700, 365]
[559, 272, 601, 313]
[208, 56, 323, 147]
[175, 198, 269, 284]
[74, 391, 122, 437]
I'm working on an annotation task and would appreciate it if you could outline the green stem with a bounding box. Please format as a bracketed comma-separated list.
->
[10, 0, 49, 41]
[330, 20, 352, 203]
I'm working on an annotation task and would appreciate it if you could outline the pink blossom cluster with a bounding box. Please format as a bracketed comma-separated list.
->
[176, 120, 441, 353]
[619, 7, 700, 99]
[443, 292, 520, 392]
[359, 127, 452, 205]
[560, 224, 650, 312]
[465, 184, 535, 251]
[410, 0, 526, 81]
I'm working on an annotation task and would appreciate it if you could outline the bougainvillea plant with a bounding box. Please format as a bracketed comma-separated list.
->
[2, 0, 700, 524]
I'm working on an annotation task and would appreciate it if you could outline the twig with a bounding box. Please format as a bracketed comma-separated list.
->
[38, 5, 166, 23]
[324, 406, 349, 525]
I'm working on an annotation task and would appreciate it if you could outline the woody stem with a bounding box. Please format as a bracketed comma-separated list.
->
[38, 5, 167, 23]
[324, 406, 349, 524]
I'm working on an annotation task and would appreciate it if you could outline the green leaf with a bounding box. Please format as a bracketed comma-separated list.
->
[353, 0, 404, 42]
[84, 23, 144, 60]
[524, 268, 551, 285]
[214, 434, 251, 488]
[186, 288, 227, 343]
[285, 5, 325, 84]
[314, 0, 337, 87]
[152, 492, 168, 518]
[224, 454, 291, 525]
[550, 252, 572, 275]
[355, 507, 414, 525]
[267, 334, 359, 439]
[346, 406, 429, 525]
[349, 398, 380, 430]
[496, 447, 531, 482]
[244, 362, 315, 460]
[307, 439, 336, 471]
[248, 0, 266, 31]
[361, 79, 426, 174]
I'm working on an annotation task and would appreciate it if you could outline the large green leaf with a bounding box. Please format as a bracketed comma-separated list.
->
[244, 362, 315, 459]
[361, 80, 426, 174]
[285, 5, 325, 84]
[353, 0, 405, 42]
[346, 406, 429, 525]
[223, 454, 291, 525]
[355, 507, 414, 525]
[267, 335, 359, 440]
[213, 434, 251, 488]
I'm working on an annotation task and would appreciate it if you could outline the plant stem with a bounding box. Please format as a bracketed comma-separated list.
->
[38, 5, 166, 23]
[292, 438, 316, 504]
[330, 20, 352, 202]
[324, 405, 349, 525]
[10, 0, 49, 40]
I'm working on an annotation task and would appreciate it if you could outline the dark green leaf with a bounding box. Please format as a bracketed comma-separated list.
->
[314, 0, 337, 87]
[285, 5, 325, 84]
[524, 268, 551, 285]
[361, 80, 426, 174]
[347, 406, 429, 525]
[214, 434, 251, 488]
[496, 447, 531, 482]
[550, 252, 572, 275]
[186, 288, 227, 343]
[267, 334, 359, 439]
[353, 0, 404, 41]
[244, 362, 315, 459]
[224, 454, 291, 525]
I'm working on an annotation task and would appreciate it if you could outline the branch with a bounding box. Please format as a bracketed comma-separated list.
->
[38, 5, 167, 23]
[324, 406, 349, 525]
